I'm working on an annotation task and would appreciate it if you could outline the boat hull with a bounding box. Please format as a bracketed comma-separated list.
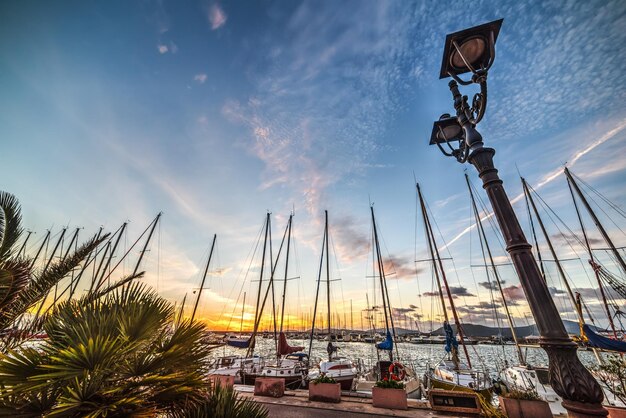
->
[242, 373, 306, 389]
[430, 375, 492, 401]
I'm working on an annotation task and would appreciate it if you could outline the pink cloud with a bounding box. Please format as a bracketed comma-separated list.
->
[209, 4, 227, 30]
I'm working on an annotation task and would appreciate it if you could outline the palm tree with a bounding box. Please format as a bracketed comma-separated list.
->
[0, 191, 108, 352]
[0, 191, 267, 417]
[0, 281, 267, 417]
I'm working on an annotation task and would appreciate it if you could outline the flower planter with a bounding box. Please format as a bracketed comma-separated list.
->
[372, 387, 407, 410]
[607, 405, 626, 418]
[254, 377, 285, 398]
[309, 382, 341, 403]
[499, 396, 552, 418]
[209, 374, 234, 388]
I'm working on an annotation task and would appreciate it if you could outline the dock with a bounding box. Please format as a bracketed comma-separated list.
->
[235, 386, 450, 417]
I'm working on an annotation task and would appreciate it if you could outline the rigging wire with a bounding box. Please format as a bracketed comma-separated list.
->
[220, 216, 266, 332]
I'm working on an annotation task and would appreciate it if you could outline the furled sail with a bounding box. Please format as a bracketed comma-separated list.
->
[444, 321, 459, 354]
[326, 341, 338, 356]
[278, 332, 304, 355]
[583, 324, 626, 353]
[376, 330, 393, 351]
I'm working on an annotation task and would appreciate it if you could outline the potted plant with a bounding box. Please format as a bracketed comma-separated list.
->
[309, 373, 341, 403]
[372, 377, 407, 410]
[595, 355, 626, 418]
[499, 387, 552, 418]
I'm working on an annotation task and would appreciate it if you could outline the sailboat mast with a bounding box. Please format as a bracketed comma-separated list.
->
[241, 292, 246, 333]
[30, 229, 51, 270]
[417, 184, 448, 322]
[325, 210, 332, 338]
[254, 213, 271, 331]
[370, 206, 391, 335]
[523, 187, 546, 279]
[69, 227, 103, 299]
[565, 168, 626, 275]
[61, 228, 81, 262]
[132, 212, 162, 277]
[17, 230, 33, 257]
[466, 174, 524, 365]
[191, 234, 217, 322]
[418, 183, 472, 368]
[351, 299, 353, 331]
[565, 172, 618, 339]
[43, 227, 67, 274]
[308, 213, 327, 360]
[371, 205, 398, 360]
[34, 227, 67, 318]
[279, 215, 293, 334]
[522, 179, 582, 324]
[96, 222, 127, 289]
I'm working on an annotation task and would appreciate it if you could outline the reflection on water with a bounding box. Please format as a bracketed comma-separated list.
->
[211, 338, 600, 376]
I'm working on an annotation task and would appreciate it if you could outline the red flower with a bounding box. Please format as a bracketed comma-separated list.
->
[383, 377, 388, 381]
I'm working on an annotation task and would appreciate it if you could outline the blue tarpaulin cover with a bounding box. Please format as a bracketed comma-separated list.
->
[227, 337, 252, 348]
[376, 330, 393, 351]
[584, 324, 626, 353]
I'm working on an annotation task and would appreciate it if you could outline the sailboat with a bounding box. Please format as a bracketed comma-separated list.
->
[256, 214, 309, 389]
[209, 213, 273, 381]
[565, 168, 626, 343]
[354, 206, 421, 396]
[306, 211, 358, 390]
[417, 183, 493, 399]
[225, 292, 253, 348]
[461, 175, 565, 413]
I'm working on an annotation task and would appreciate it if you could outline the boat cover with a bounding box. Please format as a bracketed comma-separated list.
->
[227, 337, 253, 348]
[444, 321, 458, 354]
[376, 330, 393, 351]
[583, 324, 626, 353]
[278, 332, 304, 355]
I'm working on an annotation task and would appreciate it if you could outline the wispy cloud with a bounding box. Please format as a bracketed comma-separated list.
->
[443, 117, 626, 250]
[157, 41, 177, 54]
[220, 3, 434, 264]
[209, 4, 227, 30]
[194, 73, 208, 84]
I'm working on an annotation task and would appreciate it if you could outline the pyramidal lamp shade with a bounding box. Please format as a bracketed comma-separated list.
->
[439, 19, 503, 79]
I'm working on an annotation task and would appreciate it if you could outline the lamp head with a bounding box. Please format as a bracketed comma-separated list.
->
[429, 114, 463, 145]
[439, 19, 503, 79]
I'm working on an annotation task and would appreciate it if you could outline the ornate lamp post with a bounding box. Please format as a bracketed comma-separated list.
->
[429, 19, 606, 417]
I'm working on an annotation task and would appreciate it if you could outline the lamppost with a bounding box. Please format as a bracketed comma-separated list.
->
[428, 19, 606, 417]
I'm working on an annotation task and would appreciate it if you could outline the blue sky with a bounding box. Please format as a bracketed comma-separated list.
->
[1, 0, 625, 330]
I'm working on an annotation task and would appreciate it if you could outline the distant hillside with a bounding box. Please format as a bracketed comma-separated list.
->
[425, 320, 595, 338]
[304, 320, 598, 337]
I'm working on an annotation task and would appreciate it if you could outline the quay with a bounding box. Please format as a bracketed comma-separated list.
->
[235, 386, 449, 417]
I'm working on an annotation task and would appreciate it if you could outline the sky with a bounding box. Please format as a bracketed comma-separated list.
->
[1, 0, 625, 332]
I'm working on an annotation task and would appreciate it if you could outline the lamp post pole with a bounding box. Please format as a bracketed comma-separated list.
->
[446, 79, 605, 416]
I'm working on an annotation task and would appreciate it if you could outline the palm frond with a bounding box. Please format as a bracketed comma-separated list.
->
[0, 385, 63, 418]
[48, 374, 155, 418]
[0, 233, 108, 331]
[171, 384, 268, 418]
[0, 259, 30, 319]
[0, 347, 44, 387]
[0, 191, 23, 262]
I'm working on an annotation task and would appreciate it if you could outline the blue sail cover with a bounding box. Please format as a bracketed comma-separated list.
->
[376, 330, 393, 351]
[444, 321, 458, 354]
[584, 324, 626, 353]
[227, 337, 252, 348]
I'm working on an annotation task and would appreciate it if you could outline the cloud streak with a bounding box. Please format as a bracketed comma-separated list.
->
[442, 117, 626, 250]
